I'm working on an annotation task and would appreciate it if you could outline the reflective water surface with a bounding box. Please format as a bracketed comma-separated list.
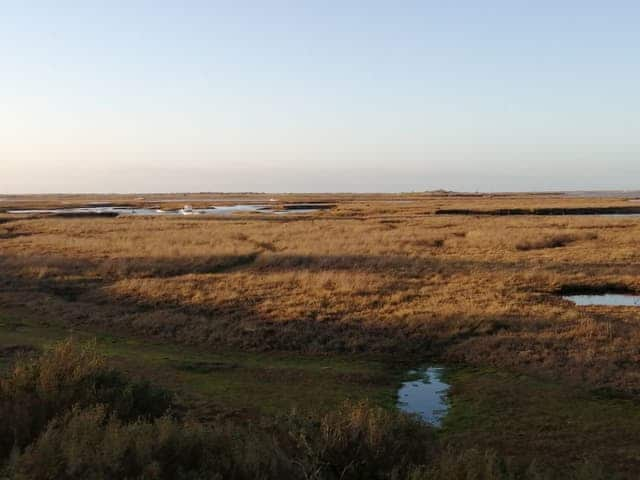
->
[397, 366, 450, 427]
[8, 205, 320, 216]
[564, 294, 640, 306]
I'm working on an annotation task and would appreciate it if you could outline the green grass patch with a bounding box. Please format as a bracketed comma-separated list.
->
[0, 313, 403, 416]
[441, 366, 640, 477]
[10, 312, 640, 475]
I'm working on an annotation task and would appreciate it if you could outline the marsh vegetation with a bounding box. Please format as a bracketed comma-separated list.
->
[2, 193, 640, 477]
[0, 342, 613, 479]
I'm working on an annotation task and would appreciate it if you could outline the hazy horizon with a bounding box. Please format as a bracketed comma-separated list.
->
[3, 2, 639, 194]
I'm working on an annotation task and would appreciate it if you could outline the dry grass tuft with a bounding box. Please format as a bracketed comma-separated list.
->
[516, 232, 597, 251]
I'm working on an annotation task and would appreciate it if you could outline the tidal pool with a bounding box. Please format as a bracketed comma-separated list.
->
[8, 207, 165, 216]
[564, 294, 640, 306]
[183, 205, 270, 215]
[8, 205, 319, 217]
[398, 366, 450, 427]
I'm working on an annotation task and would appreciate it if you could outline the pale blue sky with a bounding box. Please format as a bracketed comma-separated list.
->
[2, 1, 639, 193]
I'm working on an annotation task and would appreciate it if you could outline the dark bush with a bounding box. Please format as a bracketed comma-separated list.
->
[516, 234, 578, 251]
[281, 402, 436, 479]
[0, 339, 172, 460]
[9, 405, 221, 480]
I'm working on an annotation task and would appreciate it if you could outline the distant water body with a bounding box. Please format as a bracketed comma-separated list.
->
[7, 205, 320, 217]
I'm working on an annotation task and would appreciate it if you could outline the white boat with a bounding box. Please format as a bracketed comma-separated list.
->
[180, 204, 194, 215]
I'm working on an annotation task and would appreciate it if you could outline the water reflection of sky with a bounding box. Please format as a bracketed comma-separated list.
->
[398, 366, 450, 427]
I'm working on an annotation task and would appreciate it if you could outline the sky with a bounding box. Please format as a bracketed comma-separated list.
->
[2, 1, 639, 193]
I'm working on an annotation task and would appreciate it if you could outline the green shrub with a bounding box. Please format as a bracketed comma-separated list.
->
[8, 404, 304, 480]
[9, 405, 219, 480]
[282, 402, 436, 479]
[6, 400, 436, 480]
[0, 339, 172, 460]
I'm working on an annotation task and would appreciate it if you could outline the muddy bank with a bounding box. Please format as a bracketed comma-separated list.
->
[280, 203, 335, 210]
[436, 206, 640, 216]
[7, 211, 120, 219]
[557, 284, 636, 296]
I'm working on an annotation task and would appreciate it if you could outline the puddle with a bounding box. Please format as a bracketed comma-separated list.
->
[564, 294, 640, 306]
[398, 366, 450, 427]
[8, 205, 321, 217]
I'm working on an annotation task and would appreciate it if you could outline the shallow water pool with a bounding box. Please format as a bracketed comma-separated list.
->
[564, 294, 640, 307]
[397, 366, 450, 427]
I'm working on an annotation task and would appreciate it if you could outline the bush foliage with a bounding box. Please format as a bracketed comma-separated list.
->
[0, 341, 608, 480]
